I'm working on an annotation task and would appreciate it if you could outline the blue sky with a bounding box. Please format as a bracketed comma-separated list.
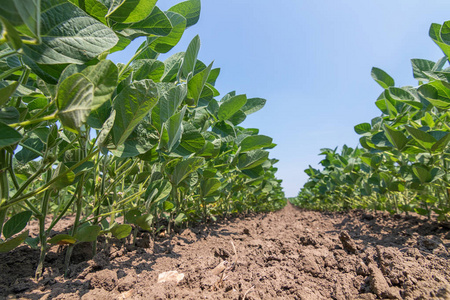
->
[109, 1, 450, 197]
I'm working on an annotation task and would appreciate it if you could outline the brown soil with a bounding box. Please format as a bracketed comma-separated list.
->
[1, 203, 450, 300]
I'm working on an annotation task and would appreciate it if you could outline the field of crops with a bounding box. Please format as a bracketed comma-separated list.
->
[0, 0, 449, 299]
[293, 22, 450, 222]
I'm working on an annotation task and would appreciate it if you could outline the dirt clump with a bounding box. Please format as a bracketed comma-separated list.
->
[0, 203, 449, 299]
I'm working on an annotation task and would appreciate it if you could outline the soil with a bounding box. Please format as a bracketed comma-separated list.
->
[1, 203, 450, 300]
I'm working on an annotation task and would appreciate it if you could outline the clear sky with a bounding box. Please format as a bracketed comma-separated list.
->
[109, 1, 450, 197]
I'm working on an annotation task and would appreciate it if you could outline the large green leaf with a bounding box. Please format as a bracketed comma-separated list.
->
[0, 82, 20, 107]
[0, 230, 29, 253]
[411, 59, 435, 81]
[79, 60, 118, 110]
[383, 124, 408, 151]
[218, 94, 247, 121]
[113, 6, 172, 39]
[171, 157, 205, 186]
[69, 0, 108, 24]
[187, 62, 213, 106]
[181, 35, 200, 78]
[405, 126, 436, 150]
[0, 121, 22, 148]
[149, 12, 186, 53]
[112, 79, 159, 146]
[354, 123, 371, 135]
[418, 81, 450, 109]
[177, 123, 205, 154]
[159, 106, 186, 152]
[0, 108, 20, 125]
[201, 178, 221, 197]
[237, 149, 269, 170]
[3, 211, 32, 239]
[168, 0, 200, 27]
[132, 59, 165, 81]
[430, 23, 450, 58]
[239, 135, 273, 152]
[74, 225, 101, 242]
[56, 73, 94, 132]
[145, 179, 172, 205]
[110, 224, 132, 239]
[371, 67, 394, 89]
[22, 0, 118, 65]
[107, 0, 157, 24]
[152, 84, 187, 131]
[13, 0, 41, 40]
[241, 97, 266, 115]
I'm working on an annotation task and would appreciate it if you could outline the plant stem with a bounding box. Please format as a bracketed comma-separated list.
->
[9, 114, 56, 128]
[0, 150, 9, 239]
[35, 169, 52, 279]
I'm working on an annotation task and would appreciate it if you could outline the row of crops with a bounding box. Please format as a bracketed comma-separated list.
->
[0, 0, 285, 278]
[294, 21, 450, 222]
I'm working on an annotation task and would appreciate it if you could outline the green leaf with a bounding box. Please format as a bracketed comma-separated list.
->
[0, 121, 22, 148]
[237, 149, 269, 170]
[218, 94, 247, 121]
[429, 23, 450, 58]
[161, 52, 184, 82]
[80, 60, 118, 111]
[112, 79, 159, 146]
[187, 62, 213, 106]
[112, 6, 172, 39]
[107, 0, 157, 24]
[412, 165, 431, 184]
[74, 225, 101, 242]
[56, 73, 94, 133]
[354, 123, 371, 135]
[431, 132, 450, 152]
[135, 213, 154, 231]
[228, 110, 247, 125]
[371, 67, 395, 89]
[152, 84, 187, 131]
[70, 0, 108, 24]
[97, 109, 115, 146]
[3, 211, 32, 239]
[201, 178, 221, 197]
[241, 97, 266, 115]
[125, 208, 141, 224]
[132, 59, 165, 82]
[239, 135, 273, 152]
[0, 16, 23, 50]
[418, 81, 450, 109]
[387, 87, 422, 110]
[47, 234, 77, 245]
[0, 230, 28, 252]
[23, 0, 118, 64]
[383, 124, 408, 151]
[178, 124, 205, 154]
[182, 35, 200, 77]
[13, 0, 41, 41]
[149, 12, 186, 53]
[405, 126, 436, 150]
[159, 106, 186, 152]
[168, 0, 200, 27]
[0, 82, 19, 106]
[145, 179, 172, 205]
[171, 157, 205, 186]
[51, 163, 75, 189]
[411, 59, 435, 81]
[110, 224, 132, 239]
[0, 107, 20, 125]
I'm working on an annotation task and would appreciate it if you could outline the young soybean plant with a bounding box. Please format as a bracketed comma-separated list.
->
[0, 0, 285, 279]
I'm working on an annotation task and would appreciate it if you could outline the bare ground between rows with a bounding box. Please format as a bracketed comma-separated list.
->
[1, 203, 450, 300]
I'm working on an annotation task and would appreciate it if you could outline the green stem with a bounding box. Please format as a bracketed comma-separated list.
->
[9, 114, 56, 128]
[3, 149, 100, 210]
[0, 150, 9, 239]
[35, 169, 52, 279]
